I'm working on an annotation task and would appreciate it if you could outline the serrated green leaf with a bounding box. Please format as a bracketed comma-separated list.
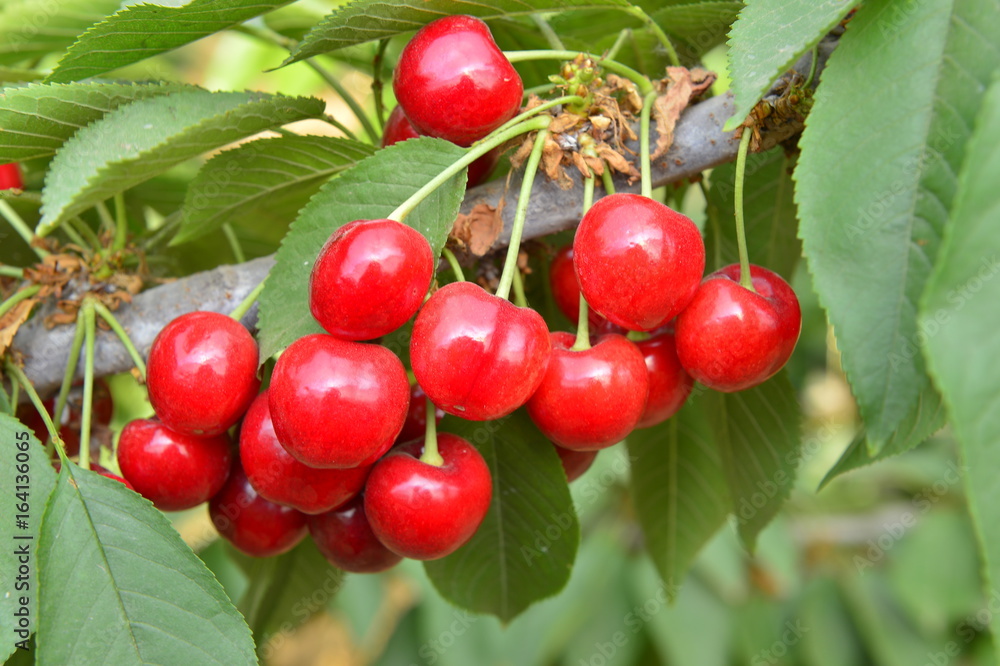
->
[794, 0, 1000, 449]
[0, 0, 120, 66]
[229, 540, 343, 650]
[257, 136, 466, 360]
[46, 0, 296, 84]
[284, 0, 631, 65]
[173, 136, 374, 245]
[36, 462, 256, 665]
[0, 82, 197, 162]
[38, 90, 324, 235]
[921, 72, 1000, 652]
[0, 414, 57, 662]
[707, 372, 801, 549]
[424, 410, 580, 622]
[705, 147, 800, 280]
[724, 0, 856, 131]
[627, 395, 729, 594]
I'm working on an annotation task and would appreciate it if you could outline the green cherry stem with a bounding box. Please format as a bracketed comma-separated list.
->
[639, 90, 658, 199]
[51, 311, 87, 458]
[420, 396, 444, 467]
[504, 50, 655, 96]
[624, 6, 681, 68]
[372, 38, 391, 130]
[0, 266, 24, 279]
[0, 200, 48, 259]
[511, 266, 528, 308]
[113, 192, 127, 251]
[571, 170, 597, 352]
[733, 129, 755, 291]
[231, 278, 267, 322]
[0, 285, 40, 321]
[532, 14, 565, 50]
[222, 223, 246, 263]
[96, 201, 115, 236]
[5, 360, 65, 454]
[78, 300, 97, 471]
[495, 127, 550, 301]
[493, 95, 584, 136]
[389, 116, 552, 224]
[321, 114, 359, 141]
[441, 247, 465, 282]
[804, 44, 820, 89]
[70, 216, 103, 250]
[601, 164, 617, 195]
[307, 58, 380, 144]
[606, 29, 630, 61]
[91, 300, 148, 381]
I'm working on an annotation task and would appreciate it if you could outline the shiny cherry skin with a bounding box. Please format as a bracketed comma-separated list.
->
[117, 418, 231, 511]
[634, 329, 694, 428]
[549, 246, 625, 335]
[574, 193, 705, 331]
[308, 495, 402, 573]
[410, 281, 551, 421]
[210, 464, 307, 558]
[146, 311, 260, 437]
[675, 264, 801, 392]
[269, 334, 409, 468]
[310, 218, 434, 341]
[396, 383, 445, 444]
[365, 434, 492, 560]
[554, 445, 598, 482]
[239, 393, 371, 514]
[0, 163, 22, 189]
[382, 106, 499, 187]
[526, 332, 649, 450]
[394, 15, 523, 146]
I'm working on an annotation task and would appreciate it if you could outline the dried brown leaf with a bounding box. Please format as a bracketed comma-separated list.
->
[0, 298, 35, 357]
[451, 203, 504, 257]
[651, 67, 717, 160]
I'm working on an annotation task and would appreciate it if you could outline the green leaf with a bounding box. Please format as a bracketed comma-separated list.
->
[230, 540, 343, 650]
[46, 0, 296, 84]
[36, 462, 256, 665]
[257, 136, 466, 360]
[705, 147, 800, 280]
[38, 90, 324, 235]
[424, 410, 580, 622]
[0, 0, 120, 66]
[723, 0, 856, 131]
[794, 0, 1000, 448]
[627, 395, 730, 594]
[0, 82, 197, 162]
[0, 414, 57, 662]
[921, 72, 1000, 652]
[707, 372, 801, 548]
[284, 0, 631, 65]
[173, 136, 374, 245]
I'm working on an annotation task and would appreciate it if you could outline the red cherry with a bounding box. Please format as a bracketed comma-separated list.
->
[210, 464, 307, 558]
[526, 332, 649, 450]
[574, 193, 705, 331]
[675, 264, 801, 392]
[268, 334, 409, 468]
[240, 393, 370, 514]
[309, 219, 434, 341]
[634, 329, 694, 428]
[393, 15, 523, 146]
[0, 163, 23, 190]
[117, 418, 231, 511]
[553, 445, 598, 482]
[365, 434, 492, 560]
[146, 311, 260, 437]
[548, 245, 625, 335]
[308, 495, 402, 573]
[410, 281, 551, 421]
[396, 383, 445, 444]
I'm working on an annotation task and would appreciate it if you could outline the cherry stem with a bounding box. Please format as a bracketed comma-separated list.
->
[496, 127, 550, 301]
[372, 38, 391, 130]
[222, 223, 246, 263]
[52, 311, 87, 458]
[0, 266, 24, 278]
[389, 116, 552, 224]
[0, 200, 48, 259]
[441, 247, 465, 282]
[601, 163, 617, 195]
[70, 216, 102, 250]
[321, 114, 359, 141]
[79, 301, 96, 471]
[113, 192, 127, 251]
[96, 201, 115, 236]
[511, 266, 528, 308]
[606, 29, 630, 61]
[60, 221, 88, 249]
[4, 360, 65, 454]
[804, 44, 820, 89]
[420, 396, 444, 467]
[734, 129, 755, 292]
[493, 95, 584, 136]
[639, 90, 658, 199]
[504, 50, 655, 96]
[624, 6, 681, 68]
[91, 300, 148, 381]
[572, 170, 597, 352]
[307, 57, 380, 144]
[532, 14, 565, 50]
[0, 284, 40, 321]
[231, 278, 267, 321]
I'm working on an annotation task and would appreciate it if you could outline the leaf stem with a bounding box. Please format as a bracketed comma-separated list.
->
[79, 301, 96, 470]
[734, 130, 755, 291]
[70, 216, 102, 250]
[0, 265, 24, 278]
[96, 201, 115, 236]
[60, 220, 88, 249]
[389, 116, 552, 223]
[321, 114, 359, 141]
[572, 171, 597, 352]
[511, 265, 528, 308]
[0, 200, 47, 259]
[639, 90, 658, 199]
[804, 44, 820, 89]
[624, 6, 681, 67]
[91, 300, 148, 381]
[307, 58, 379, 144]
[52, 313, 87, 458]
[372, 38, 391, 130]
[606, 29, 631, 61]
[504, 50, 655, 96]
[5, 360, 64, 451]
[222, 223, 246, 263]
[0, 284, 40, 321]
[231, 278, 267, 322]
[420, 396, 444, 467]
[441, 247, 465, 282]
[531, 14, 565, 50]
[113, 192, 127, 251]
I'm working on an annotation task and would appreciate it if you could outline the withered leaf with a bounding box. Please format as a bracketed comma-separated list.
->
[0, 298, 36, 357]
[451, 203, 503, 257]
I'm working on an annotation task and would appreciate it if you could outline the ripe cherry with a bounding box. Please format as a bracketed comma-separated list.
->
[396, 383, 445, 444]
[554, 445, 598, 482]
[394, 15, 523, 146]
[574, 193, 705, 331]
[365, 434, 492, 560]
[0, 163, 23, 190]
[240, 393, 371, 514]
[675, 264, 801, 392]
[209, 464, 307, 558]
[308, 495, 402, 573]
[410, 281, 550, 421]
[382, 106, 499, 187]
[310, 218, 434, 341]
[117, 418, 231, 511]
[146, 311, 260, 437]
[548, 246, 624, 335]
[526, 332, 649, 450]
[268, 334, 409, 468]
[634, 329, 694, 428]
